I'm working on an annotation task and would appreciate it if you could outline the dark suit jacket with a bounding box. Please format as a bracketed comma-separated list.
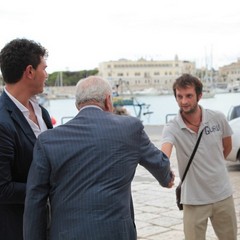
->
[24, 107, 172, 240]
[0, 91, 53, 240]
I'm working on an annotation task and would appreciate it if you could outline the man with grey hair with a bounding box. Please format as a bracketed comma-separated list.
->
[75, 76, 113, 111]
[24, 76, 174, 240]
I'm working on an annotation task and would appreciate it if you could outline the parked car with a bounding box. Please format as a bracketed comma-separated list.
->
[226, 117, 240, 162]
[227, 104, 240, 121]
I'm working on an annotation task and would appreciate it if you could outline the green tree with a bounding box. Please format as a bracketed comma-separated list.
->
[47, 69, 99, 86]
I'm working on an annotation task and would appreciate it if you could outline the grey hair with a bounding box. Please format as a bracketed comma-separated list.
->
[75, 76, 112, 109]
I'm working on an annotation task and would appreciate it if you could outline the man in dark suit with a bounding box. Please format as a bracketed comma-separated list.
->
[0, 38, 53, 240]
[24, 76, 175, 240]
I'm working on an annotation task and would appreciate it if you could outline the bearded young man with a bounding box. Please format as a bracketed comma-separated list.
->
[161, 74, 237, 240]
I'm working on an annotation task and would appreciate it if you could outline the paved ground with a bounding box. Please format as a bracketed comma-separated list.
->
[132, 125, 240, 240]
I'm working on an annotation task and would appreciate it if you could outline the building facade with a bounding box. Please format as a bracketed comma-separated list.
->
[98, 55, 196, 93]
[219, 58, 240, 83]
[218, 58, 240, 92]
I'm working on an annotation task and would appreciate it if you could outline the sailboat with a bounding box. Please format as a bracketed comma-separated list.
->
[55, 71, 63, 87]
[198, 68, 215, 98]
[201, 47, 215, 98]
[54, 72, 71, 98]
[201, 67, 215, 98]
[202, 74, 215, 99]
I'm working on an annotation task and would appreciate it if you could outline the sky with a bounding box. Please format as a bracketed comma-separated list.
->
[1, 0, 240, 73]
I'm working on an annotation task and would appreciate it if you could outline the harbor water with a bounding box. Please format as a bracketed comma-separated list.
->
[47, 92, 240, 127]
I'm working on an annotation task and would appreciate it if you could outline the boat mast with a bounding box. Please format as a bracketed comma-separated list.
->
[55, 72, 63, 87]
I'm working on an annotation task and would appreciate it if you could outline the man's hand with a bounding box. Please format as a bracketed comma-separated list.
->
[167, 170, 175, 188]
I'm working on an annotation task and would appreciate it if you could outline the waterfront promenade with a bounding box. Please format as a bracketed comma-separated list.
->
[133, 125, 240, 240]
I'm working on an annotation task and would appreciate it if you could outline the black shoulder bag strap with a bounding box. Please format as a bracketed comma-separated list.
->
[181, 127, 205, 183]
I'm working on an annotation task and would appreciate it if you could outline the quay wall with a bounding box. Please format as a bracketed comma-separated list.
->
[45, 86, 76, 99]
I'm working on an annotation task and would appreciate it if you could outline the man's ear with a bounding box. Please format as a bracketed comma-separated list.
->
[197, 93, 202, 102]
[104, 94, 113, 112]
[24, 65, 34, 79]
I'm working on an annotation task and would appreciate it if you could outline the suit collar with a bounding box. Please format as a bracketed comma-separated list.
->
[2, 92, 36, 144]
[40, 105, 53, 129]
[1, 91, 52, 144]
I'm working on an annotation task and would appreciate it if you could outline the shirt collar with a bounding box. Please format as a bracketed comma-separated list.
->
[79, 105, 103, 112]
[4, 87, 29, 113]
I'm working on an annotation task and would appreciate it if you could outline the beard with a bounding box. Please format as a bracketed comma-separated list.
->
[180, 102, 199, 115]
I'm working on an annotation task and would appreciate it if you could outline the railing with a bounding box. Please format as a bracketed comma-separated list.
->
[61, 116, 74, 124]
[165, 114, 177, 123]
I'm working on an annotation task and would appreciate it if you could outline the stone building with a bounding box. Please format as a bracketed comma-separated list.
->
[219, 58, 240, 83]
[218, 58, 240, 92]
[98, 55, 195, 93]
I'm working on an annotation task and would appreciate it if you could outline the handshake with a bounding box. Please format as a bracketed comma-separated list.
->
[167, 170, 175, 188]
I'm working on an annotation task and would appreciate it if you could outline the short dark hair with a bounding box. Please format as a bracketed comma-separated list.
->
[173, 74, 203, 98]
[0, 38, 48, 84]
